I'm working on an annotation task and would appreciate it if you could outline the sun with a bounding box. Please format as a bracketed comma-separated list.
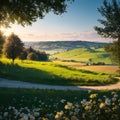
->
[0, 26, 12, 36]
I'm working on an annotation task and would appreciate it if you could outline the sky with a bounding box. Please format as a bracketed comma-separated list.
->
[1, 0, 113, 42]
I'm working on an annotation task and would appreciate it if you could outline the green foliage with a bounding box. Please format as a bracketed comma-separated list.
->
[20, 47, 48, 61]
[95, 0, 120, 39]
[3, 33, 24, 63]
[0, 0, 74, 27]
[105, 41, 120, 65]
[0, 58, 118, 86]
[27, 52, 38, 61]
[95, 0, 120, 72]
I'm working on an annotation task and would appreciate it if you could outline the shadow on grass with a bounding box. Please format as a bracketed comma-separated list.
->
[0, 62, 118, 86]
[0, 62, 80, 85]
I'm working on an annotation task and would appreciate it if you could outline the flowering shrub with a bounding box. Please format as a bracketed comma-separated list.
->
[56, 91, 120, 120]
[0, 91, 120, 120]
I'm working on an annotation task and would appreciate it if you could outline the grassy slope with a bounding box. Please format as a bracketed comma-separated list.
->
[0, 58, 118, 86]
[53, 47, 112, 64]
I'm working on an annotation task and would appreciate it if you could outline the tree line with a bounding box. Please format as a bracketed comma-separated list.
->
[0, 32, 48, 63]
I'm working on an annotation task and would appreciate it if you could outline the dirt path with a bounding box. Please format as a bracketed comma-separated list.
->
[0, 77, 120, 91]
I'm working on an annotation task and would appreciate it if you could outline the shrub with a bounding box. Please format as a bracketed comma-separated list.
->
[27, 52, 38, 61]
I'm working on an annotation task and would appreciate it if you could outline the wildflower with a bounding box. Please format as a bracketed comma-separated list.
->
[55, 111, 63, 119]
[111, 91, 116, 95]
[85, 105, 91, 110]
[0, 115, 2, 120]
[29, 115, 35, 120]
[112, 97, 116, 102]
[60, 99, 66, 103]
[3, 112, 8, 117]
[64, 102, 73, 109]
[99, 102, 105, 109]
[89, 94, 97, 99]
[98, 98, 102, 102]
[34, 112, 39, 117]
[88, 90, 92, 93]
[114, 94, 118, 98]
[42, 117, 49, 120]
[105, 98, 111, 105]
[65, 105, 69, 109]
[71, 116, 78, 120]
[81, 99, 87, 106]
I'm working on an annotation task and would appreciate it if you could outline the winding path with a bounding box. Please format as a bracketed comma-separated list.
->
[0, 77, 120, 91]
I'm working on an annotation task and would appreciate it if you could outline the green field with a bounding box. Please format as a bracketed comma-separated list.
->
[0, 58, 118, 86]
[52, 47, 113, 64]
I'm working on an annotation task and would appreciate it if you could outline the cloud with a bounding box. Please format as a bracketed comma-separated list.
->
[59, 31, 112, 42]
[19, 30, 112, 43]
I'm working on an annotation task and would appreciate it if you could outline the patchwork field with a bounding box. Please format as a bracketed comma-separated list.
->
[54, 61, 118, 74]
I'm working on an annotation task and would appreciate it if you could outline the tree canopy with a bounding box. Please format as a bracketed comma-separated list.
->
[0, 0, 74, 27]
[95, 0, 120, 39]
[3, 33, 24, 63]
[94, 0, 120, 73]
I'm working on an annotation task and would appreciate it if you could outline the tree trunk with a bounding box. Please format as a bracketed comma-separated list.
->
[12, 58, 14, 64]
[118, 37, 120, 75]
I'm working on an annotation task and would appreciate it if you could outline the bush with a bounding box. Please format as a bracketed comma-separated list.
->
[27, 52, 38, 61]
[19, 47, 48, 61]
[92, 62, 105, 65]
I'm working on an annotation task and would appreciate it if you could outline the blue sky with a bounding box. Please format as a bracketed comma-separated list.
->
[2, 0, 112, 42]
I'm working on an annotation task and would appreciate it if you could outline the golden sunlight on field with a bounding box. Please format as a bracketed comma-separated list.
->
[54, 61, 119, 74]
[74, 65, 118, 74]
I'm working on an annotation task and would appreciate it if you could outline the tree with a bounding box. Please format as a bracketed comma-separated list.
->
[3, 33, 24, 63]
[27, 52, 38, 61]
[19, 50, 27, 61]
[0, 30, 5, 56]
[94, 0, 120, 73]
[0, 0, 74, 27]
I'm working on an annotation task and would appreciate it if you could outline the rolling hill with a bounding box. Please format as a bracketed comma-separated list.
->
[52, 47, 113, 64]
[24, 40, 108, 54]
[24, 40, 113, 64]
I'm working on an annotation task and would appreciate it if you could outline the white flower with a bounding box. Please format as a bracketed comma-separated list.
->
[23, 114, 28, 120]
[105, 98, 111, 105]
[3, 112, 8, 117]
[98, 98, 102, 102]
[29, 115, 35, 120]
[33, 112, 39, 117]
[0, 115, 2, 119]
[60, 99, 66, 103]
[112, 97, 117, 101]
[81, 99, 87, 106]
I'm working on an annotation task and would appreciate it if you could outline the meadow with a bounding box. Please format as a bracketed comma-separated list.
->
[52, 47, 113, 64]
[0, 58, 118, 86]
[0, 88, 120, 120]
